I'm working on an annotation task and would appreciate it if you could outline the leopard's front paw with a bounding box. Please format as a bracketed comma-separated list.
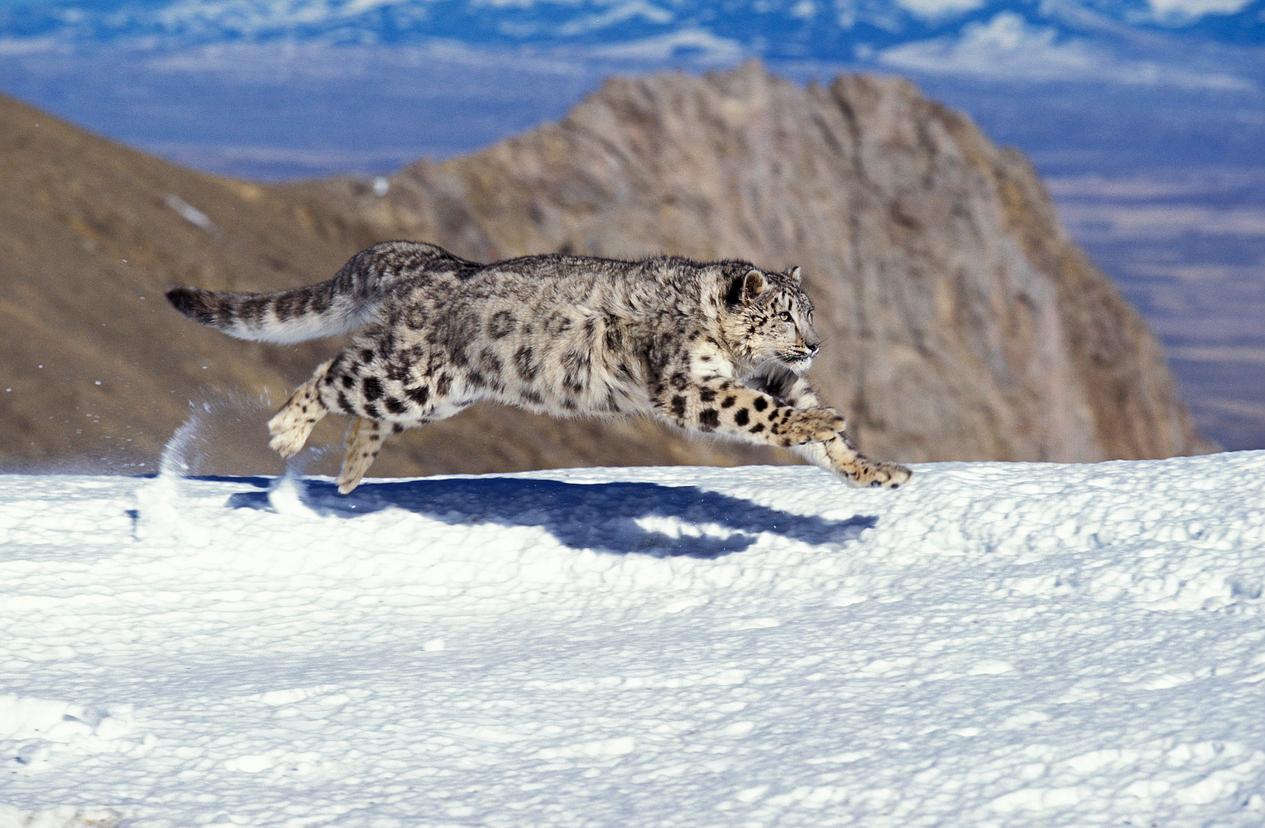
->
[781, 407, 847, 445]
[856, 460, 912, 489]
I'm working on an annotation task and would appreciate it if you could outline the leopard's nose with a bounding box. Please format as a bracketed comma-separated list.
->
[805, 340, 821, 356]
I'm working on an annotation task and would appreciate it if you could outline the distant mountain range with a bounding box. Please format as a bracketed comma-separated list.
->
[3, 0, 1263, 89]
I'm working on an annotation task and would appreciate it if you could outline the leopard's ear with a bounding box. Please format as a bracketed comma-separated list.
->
[788, 265, 802, 284]
[726, 268, 768, 307]
[741, 268, 768, 303]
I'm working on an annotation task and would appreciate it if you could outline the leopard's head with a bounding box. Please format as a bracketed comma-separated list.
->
[721, 265, 821, 374]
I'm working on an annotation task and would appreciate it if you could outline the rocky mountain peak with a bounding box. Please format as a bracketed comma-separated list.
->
[330, 61, 1202, 462]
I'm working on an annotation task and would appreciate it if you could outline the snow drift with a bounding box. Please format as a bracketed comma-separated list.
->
[2, 451, 1264, 826]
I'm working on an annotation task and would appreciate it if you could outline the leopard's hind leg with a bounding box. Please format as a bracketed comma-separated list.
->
[267, 359, 332, 459]
[336, 417, 390, 494]
[318, 340, 477, 494]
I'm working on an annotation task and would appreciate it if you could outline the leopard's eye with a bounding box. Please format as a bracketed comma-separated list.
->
[780, 311, 793, 322]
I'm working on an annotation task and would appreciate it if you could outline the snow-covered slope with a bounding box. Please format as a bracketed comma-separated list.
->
[2, 452, 1264, 825]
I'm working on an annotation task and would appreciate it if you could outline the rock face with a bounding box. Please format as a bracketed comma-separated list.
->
[0, 63, 1202, 476]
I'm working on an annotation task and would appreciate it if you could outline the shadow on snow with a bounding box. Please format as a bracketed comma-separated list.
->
[226, 477, 877, 559]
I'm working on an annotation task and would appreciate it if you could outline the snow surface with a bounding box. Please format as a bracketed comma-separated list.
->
[2, 451, 1265, 826]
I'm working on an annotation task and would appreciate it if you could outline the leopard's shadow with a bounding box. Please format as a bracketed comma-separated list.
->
[226, 477, 877, 559]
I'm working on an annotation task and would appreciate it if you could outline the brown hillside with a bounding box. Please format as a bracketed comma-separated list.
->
[0, 64, 1203, 477]
[0, 91, 773, 476]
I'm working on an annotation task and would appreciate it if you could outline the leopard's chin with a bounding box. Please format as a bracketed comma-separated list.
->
[780, 354, 813, 374]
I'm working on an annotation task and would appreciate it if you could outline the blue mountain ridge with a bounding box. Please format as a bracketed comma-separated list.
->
[2, 0, 1262, 59]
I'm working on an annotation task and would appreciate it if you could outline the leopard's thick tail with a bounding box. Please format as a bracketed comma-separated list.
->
[165, 241, 477, 344]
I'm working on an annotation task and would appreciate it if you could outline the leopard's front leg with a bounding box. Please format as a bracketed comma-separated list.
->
[756, 368, 911, 489]
[653, 374, 845, 448]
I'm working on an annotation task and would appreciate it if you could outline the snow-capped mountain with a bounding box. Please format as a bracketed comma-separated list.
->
[3, 0, 1262, 69]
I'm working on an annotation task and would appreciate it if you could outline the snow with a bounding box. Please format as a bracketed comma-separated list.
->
[877, 12, 1255, 91]
[163, 193, 215, 232]
[2, 450, 1265, 826]
[1147, 0, 1254, 22]
[556, 2, 675, 37]
[895, 0, 986, 21]
[587, 28, 746, 63]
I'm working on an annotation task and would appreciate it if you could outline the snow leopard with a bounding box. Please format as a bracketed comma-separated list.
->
[167, 240, 912, 494]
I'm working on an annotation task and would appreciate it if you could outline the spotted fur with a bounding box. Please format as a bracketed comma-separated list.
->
[168, 241, 912, 493]
[166, 241, 477, 344]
